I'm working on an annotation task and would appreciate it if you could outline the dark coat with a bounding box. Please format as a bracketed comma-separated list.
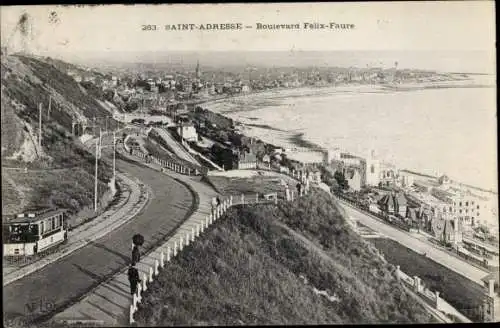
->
[128, 267, 140, 284]
[132, 246, 141, 263]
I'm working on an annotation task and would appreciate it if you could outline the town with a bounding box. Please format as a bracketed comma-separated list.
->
[2, 3, 498, 326]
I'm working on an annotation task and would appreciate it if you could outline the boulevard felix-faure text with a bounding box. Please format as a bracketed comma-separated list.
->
[143, 22, 355, 31]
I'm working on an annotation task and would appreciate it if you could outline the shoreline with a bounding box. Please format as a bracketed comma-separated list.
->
[197, 81, 497, 195]
[198, 75, 495, 114]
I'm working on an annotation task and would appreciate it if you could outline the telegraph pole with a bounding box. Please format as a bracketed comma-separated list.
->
[38, 103, 42, 149]
[47, 96, 52, 120]
[113, 130, 116, 182]
[99, 128, 102, 158]
[94, 139, 99, 212]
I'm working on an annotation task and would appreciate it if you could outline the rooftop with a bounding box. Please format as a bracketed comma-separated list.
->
[4, 208, 66, 225]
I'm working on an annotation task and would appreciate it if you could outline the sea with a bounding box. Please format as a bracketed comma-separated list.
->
[203, 77, 497, 192]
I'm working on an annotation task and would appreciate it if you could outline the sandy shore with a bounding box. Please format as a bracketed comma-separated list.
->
[199, 75, 493, 115]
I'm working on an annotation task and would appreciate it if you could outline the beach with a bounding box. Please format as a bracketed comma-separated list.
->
[200, 76, 497, 192]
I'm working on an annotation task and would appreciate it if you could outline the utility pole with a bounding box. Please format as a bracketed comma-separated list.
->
[99, 128, 102, 158]
[113, 130, 116, 182]
[94, 139, 99, 212]
[38, 103, 42, 149]
[47, 96, 52, 120]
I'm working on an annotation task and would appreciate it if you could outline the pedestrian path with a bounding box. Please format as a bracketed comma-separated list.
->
[3, 172, 149, 286]
[52, 146, 218, 326]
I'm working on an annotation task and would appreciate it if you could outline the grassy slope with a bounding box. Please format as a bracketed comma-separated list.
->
[1, 54, 114, 216]
[207, 173, 297, 197]
[136, 190, 435, 325]
[370, 238, 486, 321]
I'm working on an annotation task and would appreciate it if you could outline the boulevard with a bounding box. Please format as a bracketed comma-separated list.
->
[3, 154, 194, 322]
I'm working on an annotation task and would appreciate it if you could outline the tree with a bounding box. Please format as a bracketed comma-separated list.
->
[334, 170, 349, 190]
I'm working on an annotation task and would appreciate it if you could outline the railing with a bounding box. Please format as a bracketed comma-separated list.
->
[129, 181, 310, 324]
[395, 265, 473, 323]
[130, 148, 204, 176]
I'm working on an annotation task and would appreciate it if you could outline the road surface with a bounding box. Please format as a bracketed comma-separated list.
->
[3, 154, 194, 324]
[339, 200, 489, 286]
[152, 127, 200, 166]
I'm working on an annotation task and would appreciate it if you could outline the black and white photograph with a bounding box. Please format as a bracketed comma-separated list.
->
[1, 2, 498, 326]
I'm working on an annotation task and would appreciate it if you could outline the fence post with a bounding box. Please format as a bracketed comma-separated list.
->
[179, 236, 183, 251]
[136, 282, 142, 302]
[413, 276, 421, 293]
[200, 220, 205, 233]
[241, 194, 245, 205]
[395, 265, 400, 280]
[196, 224, 200, 237]
[230, 195, 233, 206]
[173, 242, 177, 257]
[191, 227, 195, 242]
[154, 259, 159, 275]
[275, 194, 278, 205]
[256, 193, 259, 203]
[132, 294, 138, 312]
[142, 273, 148, 291]
[149, 266, 154, 282]
[185, 232, 190, 246]
[160, 251, 165, 268]
[434, 291, 440, 309]
[167, 246, 171, 262]
[206, 216, 210, 226]
[129, 304, 135, 324]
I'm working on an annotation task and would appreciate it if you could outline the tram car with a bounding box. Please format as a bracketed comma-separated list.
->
[3, 208, 68, 256]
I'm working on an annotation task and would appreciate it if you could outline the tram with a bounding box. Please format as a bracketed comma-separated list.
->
[3, 208, 68, 256]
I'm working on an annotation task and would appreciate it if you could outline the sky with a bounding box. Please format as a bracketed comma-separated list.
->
[0, 2, 496, 72]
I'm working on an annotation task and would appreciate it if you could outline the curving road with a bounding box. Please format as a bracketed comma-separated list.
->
[3, 152, 194, 324]
[339, 199, 489, 286]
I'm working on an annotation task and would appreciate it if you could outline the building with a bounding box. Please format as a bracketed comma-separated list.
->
[378, 192, 408, 217]
[450, 191, 492, 229]
[343, 167, 362, 192]
[366, 150, 381, 186]
[177, 124, 198, 142]
[233, 149, 257, 169]
[323, 148, 342, 165]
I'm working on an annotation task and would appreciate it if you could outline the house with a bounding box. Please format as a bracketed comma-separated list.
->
[378, 192, 408, 217]
[279, 166, 290, 174]
[262, 154, 271, 163]
[343, 167, 362, 192]
[309, 170, 322, 184]
[233, 149, 257, 169]
[177, 124, 198, 142]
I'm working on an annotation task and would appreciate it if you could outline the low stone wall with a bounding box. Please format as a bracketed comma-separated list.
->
[395, 265, 472, 323]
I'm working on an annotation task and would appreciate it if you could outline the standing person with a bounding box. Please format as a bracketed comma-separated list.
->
[132, 244, 140, 264]
[216, 196, 221, 207]
[127, 262, 141, 295]
[296, 183, 302, 196]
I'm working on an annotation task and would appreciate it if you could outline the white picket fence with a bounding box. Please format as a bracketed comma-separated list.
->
[129, 187, 309, 323]
[130, 148, 202, 176]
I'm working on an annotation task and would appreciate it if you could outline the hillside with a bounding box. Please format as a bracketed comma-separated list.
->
[135, 190, 436, 325]
[1, 53, 117, 216]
